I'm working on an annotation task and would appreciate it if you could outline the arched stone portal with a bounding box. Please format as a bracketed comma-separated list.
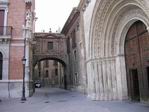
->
[125, 21, 149, 101]
[86, 0, 149, 102]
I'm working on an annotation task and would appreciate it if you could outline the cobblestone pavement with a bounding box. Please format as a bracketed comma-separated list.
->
[0, 87, 149, 112]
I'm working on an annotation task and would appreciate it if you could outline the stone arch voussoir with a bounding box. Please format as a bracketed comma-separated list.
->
[33, 55, 66, 67]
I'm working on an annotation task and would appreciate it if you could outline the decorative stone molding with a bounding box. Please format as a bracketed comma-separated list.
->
[25, 0, 32, 3]
[90, 0, 149, 58]
[25, 10, 33, 29]
[82, 0, 91, 11]
[111, 8, 149, 55]
[0, 38, 10, 44]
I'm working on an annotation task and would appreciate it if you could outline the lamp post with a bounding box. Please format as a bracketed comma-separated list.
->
[21, 34, 27, 101]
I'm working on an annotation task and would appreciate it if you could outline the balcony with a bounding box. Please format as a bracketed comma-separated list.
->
[0, 26, 12, 36]
[0, 26, 12, 42]
[0, 0, 9, 3]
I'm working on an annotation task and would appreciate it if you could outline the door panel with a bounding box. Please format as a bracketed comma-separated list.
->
[125, 21, 149, 101]
[131, 69, 140, 101]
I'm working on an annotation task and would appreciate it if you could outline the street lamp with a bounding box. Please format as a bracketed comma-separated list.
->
[21, 34, 27, 101]
[21, 56, 26, 101]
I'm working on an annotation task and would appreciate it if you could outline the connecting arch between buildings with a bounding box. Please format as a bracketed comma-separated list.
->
[86, 0, 149, 101]
[33, 57, 67, 89]
[31, 33, 68, 92]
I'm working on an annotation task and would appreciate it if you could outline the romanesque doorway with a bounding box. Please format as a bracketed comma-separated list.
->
[125, 21, 149, 101]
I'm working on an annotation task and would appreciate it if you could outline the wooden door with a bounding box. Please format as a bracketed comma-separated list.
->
[131, 69, 140, 101]
[125, 21, 149, 101]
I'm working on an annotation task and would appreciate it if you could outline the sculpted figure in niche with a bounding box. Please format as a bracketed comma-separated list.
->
[26, 10, 32, 29]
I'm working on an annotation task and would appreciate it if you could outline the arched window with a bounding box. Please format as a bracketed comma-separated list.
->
[0, 52, 3, 80]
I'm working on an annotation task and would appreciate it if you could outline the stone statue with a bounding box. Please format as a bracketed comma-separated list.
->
[26, 10, 32, 29]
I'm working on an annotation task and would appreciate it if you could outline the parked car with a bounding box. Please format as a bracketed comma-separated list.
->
[34, 80, 41, 88]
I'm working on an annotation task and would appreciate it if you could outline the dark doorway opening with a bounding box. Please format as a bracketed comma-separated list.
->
[130, 69, 140, 101]
[146, 67, 149, 89]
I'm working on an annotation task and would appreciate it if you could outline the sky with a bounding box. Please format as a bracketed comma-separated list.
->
[35, 0, 80, 32]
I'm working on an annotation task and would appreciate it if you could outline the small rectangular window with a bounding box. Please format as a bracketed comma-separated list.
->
[45, 61, 48, 67]
[48, 42, 53, 50]
[71, 30, 76, 48]
[74, 50, 77, 60]
[67, 37, 70, 53]
[55, 69, 58, 76]
[75, 73, 78, 85]
[45, 70, 48, 78]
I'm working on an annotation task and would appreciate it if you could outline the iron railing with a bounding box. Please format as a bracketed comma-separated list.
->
[0, 26, 13, 36]
[0, 0, 9, 4]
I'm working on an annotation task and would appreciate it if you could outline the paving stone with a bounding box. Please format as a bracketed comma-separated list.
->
[0, 87, 149, 112]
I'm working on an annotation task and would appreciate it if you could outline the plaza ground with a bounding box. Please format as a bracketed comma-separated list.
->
[0, 87, 149, 112]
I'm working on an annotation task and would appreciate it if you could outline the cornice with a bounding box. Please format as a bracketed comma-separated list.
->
[0, 0, 9, 5]
[25, 0, 32, 3]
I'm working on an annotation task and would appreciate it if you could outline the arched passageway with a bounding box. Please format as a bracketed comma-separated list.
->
[125, 21, 149, 101]
[33, 58, 67, 92]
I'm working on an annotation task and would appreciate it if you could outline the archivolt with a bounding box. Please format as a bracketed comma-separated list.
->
[89, 0, 149, 59]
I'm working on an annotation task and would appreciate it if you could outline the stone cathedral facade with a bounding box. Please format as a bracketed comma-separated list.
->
[82, 0, 149, 103]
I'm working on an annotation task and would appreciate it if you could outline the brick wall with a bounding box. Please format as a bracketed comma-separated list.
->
[8, 0, 26, 38]
[7, 0, 34, 80]
[9, 47, 24, 79]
